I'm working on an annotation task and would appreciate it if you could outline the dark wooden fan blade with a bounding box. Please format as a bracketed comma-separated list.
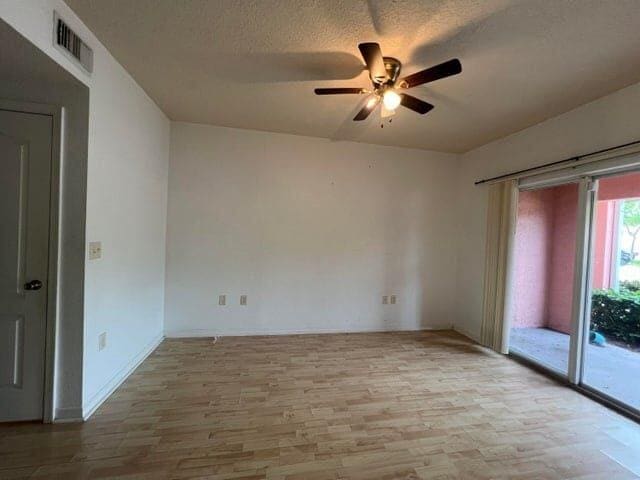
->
[358, 43, 388, 83]
[314, 88, 366, 95]
[399, 59, 461, 89]
[400, 94, 434, 114]
[353, 96, 379, 121]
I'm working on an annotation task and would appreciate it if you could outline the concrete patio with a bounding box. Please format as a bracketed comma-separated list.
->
[510, 327, 640, 410]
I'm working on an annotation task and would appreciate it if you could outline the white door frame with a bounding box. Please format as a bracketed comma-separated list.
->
[568, 177, 596, 384]
[0, 99, 62, 423]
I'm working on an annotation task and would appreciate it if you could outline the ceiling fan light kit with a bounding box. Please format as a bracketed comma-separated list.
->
[382, 90, 401, 110]
[314, 42, 462, 123]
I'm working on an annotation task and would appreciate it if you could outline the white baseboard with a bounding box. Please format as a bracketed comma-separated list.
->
[453, 324, 481, 343]
[81, 333, 164, 421]
[62, 326, 462, 422]
[53, 406, 83, 423]
[165, 324, 453, 338]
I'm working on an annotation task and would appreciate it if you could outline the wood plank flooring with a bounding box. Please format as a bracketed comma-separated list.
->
[1, 330, 639, 479]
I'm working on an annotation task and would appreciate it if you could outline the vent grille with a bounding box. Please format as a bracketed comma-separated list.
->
[53, 13, 93, 74]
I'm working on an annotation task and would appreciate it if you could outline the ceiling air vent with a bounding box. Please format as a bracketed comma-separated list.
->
[53, 12, 93, 74]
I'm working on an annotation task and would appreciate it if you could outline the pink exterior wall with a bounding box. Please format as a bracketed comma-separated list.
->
[512, 183, 577, 334]
[512, 189, 554, 328]
[512, 172, 640, 334]
[547, 184, 578, 334]
[592, 173, 640, 289]
[599, 172, 640, 200]
[592, 200, 617, 290]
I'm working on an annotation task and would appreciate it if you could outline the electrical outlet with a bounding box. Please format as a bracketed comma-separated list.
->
[88, 241, 102, 260]
[240, 295, 247, 306]
[390, 295, 397, 305]
[382, 295, 389, 305]
[219, 295, 226, 306]
[98, 332, 107, 351]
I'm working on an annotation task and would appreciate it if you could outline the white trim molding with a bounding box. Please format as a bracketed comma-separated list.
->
[165, 325, 453, 338]
[82, 334, 164, 420]
[453, 325, 481, 344]
[479, 141, 640, 186]
[53, 407, 83, 423]
[520, 147, 640, 190]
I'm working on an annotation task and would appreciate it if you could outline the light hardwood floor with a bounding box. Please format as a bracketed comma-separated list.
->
[1, 331, 639, 479]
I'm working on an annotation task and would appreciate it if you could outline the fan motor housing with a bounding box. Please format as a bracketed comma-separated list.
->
[382, 57, 401, 84]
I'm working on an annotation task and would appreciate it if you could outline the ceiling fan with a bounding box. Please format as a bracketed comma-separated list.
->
[314, 43, 461, 121]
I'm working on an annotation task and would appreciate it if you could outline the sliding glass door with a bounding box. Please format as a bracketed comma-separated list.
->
[508, 169, 640, 417]
[582, 170, 640, 411]
[509, 182, 581, 376]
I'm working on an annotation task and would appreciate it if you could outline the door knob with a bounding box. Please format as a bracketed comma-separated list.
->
[24, 280, 43, 291]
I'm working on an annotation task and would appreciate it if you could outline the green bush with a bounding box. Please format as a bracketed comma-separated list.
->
[591, 287, 640, 347]
[620, 280, 640, 292]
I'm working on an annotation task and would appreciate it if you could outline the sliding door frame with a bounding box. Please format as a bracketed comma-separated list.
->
[512, 175, 598, 382]
[576, 169, 640, 421]
[568, 177, 596, 384]
[510, 157, 640, 422]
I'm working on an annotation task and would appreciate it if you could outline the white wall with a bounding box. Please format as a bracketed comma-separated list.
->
[81, 36, 169, 418]
[165, 123, 459, 336]
[455, 81, 640, 341]
[0, 1, 169, 420]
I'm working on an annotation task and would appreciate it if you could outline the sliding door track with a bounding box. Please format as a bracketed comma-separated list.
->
[508, 351, 640, 424]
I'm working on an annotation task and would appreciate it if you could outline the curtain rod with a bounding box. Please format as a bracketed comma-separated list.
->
[474, 139, 640, 185]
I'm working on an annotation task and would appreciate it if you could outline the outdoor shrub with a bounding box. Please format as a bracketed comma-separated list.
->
[591, 288, 640, 347]
[620, 280, 640, 292]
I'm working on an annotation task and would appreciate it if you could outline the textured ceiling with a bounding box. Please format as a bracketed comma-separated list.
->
[65, 0, 640, 153]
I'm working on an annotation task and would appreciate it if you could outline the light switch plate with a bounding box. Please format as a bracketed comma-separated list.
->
[390, 295, 397, 305]
[98, 332, 107, 351]
[219, 295, 226, 306]
[88, 241, 102, 260]
[382, 295, 389, 305]
[240, 295, 247, 306]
